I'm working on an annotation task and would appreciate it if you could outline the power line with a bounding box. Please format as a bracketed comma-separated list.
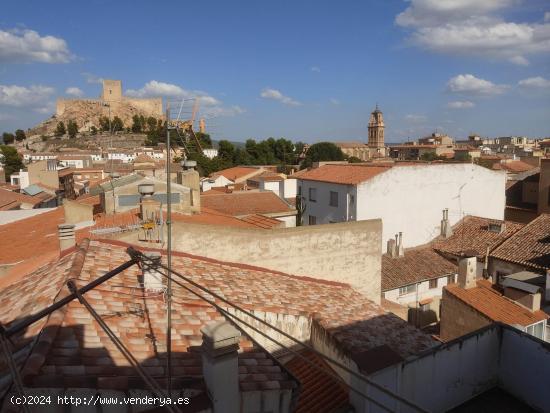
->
[129, 248, 428, 413]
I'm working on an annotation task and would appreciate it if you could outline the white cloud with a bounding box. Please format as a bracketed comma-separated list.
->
[545, 12, 550, 23]
[447, 100, 475, 109]
[310, 66, 321, 73]
[447, 74, 508, 96]
[329, 98, 341, 105]
[0, 29, 73, 63]
[396, 0, 550, 65]
[0, 84, 55, 107]
[203, 105, 246, 117]
[405, 114, 427, 122]
[126, 80, 221, 106]
[82, 72, 103, 84]
[65, 87, 84, 97]
[518, 76, 550, 88]
[260, 88, 301, 106]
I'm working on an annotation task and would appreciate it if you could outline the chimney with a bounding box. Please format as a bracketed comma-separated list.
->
[440, 208, 452, 238]
[397, 232, 404, 257]
[386, 238, 397, 257]
[199, 118, 206, 134]
[141, 251, 164, 291]
[177, 160, 200, 212]
[138, 183, 159, 220]
[201, 320, 241, 413]
[458, 256, 477, 289]
[58, 224, 75, 252]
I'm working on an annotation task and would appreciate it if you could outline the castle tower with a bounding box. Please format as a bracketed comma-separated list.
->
[101, 79, 122, 102]
[368, 105, 385, 148]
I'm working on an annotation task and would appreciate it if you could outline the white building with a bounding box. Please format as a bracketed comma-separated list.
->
[22, 153, 57, 162]
[297, 163, 506, 248]
[57, 155, 93, 169]
[203, 148, 219, 159]
[135, 147, 164, 160]
[201, 175, 233, 192]
[106, 150, 135, 163]
[9, 169, 30, 189]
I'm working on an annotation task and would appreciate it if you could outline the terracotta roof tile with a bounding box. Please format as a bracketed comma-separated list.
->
[0, 239, 435, 394]
[285, 350, 349, 413]
[382, 247, 457, 291]
[0, 188, 43, 208]
[296, 164, 391, 185]
[201, 191, 295, 216]
[490, 214, 550, 271]
[445, 280, 548, 326]
[211, 166, 263, 181]
[433, 216, 524, 261]
[239, 214, 283, 229]
[493, 161, 537, 173]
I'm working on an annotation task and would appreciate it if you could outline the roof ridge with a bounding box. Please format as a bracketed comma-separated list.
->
[491, 213, 549, 255]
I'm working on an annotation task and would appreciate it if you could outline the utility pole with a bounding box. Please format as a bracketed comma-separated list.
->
[165, 104, 173, 396]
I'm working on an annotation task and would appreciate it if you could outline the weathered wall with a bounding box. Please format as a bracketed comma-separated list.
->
[440, 288, 492, 341]
[63, 200, 93, 225]
[116, 219, 383, 303]
[27, 161, 59, 189]
[358, 164, 506, 248]
[538, 159, 550, 214]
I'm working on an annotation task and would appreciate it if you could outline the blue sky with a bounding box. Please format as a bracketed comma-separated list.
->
[1, 0, 549, 142]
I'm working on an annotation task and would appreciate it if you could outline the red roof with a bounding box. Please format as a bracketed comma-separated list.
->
[0, 188, 43, 208]
[445, 280, 548, 327]
[211, 166, 263, 181]
[296, 164, 391, 185]
[493, 161, 537, 173]
[201, 191, 295, 216]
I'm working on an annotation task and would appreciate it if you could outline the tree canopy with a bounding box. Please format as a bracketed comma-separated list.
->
[67, 120, 78, 139]
[55, 121, 66, 137]
[300, 142, 345, 169]
[14, 129, 26, 142]
[0, 145, 24, 180]
[2, 133, 15, 145]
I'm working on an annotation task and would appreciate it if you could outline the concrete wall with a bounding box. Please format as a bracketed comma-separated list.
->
[63, 200, 93, 225]
[298, 181, 357, 224]
[538, 159, 550, 214]
[440, 288, 492, 341]
[27, 161, 59, 189]
[116, 219, 383, 303]
[359, 164, 505, 248]
[367, 326, 501, 413]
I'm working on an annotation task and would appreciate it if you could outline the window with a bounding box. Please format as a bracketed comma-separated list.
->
[429, 279, 438, 289]
[398, 284, 416, 296]
[447, 274, 456, 285]
[308, 215, 317, 225]
[309, 187, 317, 202]
[329, 191, 339, 207]
[525, 322, 545, 340]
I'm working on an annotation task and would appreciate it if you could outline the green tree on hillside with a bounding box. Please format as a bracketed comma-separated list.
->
[15, 129, 26, 142]
[55, 121, 66, 137]
[99, 116, 110, 132]
[132, 115, 146, 133]
[218, 140, 235, 162]
[146, 117, 157, 132]
[0, 145, 24, 180]
[300, 142, 345, 169]
[112, 116, 124, 132]
[90, 126, 98, 135]
[67, 120, 78, 139]
[2, 132, 15, 144]
[195, 132, 212, 149]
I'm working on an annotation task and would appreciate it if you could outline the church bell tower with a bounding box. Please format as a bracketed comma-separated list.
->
[368, 105, 385, 149]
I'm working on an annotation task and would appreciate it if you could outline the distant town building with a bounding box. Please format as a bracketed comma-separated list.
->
[368, 105, 385, 151]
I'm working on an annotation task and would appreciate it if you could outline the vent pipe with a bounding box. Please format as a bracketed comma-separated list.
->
[58, 224, 76, 252]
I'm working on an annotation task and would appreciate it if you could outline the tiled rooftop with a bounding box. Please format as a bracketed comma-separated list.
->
[296, 164, 390, 185]
[492, 161, 537, 173]
[239, 214, 283, 229]
[382, 247, 457, 291]
[433, 216, 524, 261]
[211, 166, 263, 181]
[490, 214, 550, 271]
[0, 188, 44, 208]
[285, 350, 349, 413]
[201, 191, 295, 216]
[445, 280, 548, 327]
[0, 239, 435, 395]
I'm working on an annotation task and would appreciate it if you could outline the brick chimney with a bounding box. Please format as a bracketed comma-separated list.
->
[141, 251, 164, 291]
[458, 256, 477, 289]
[440, 208, 452, 238]
[201, 320, 241, 413]
[397, 232, 404, 257]
[386, 238, 397, 257]
[58, 224, 75, 252]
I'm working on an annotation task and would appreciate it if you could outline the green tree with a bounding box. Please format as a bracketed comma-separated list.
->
[90, 126, 98, 135]
[195, 132, 212, 149]
[98, 116, 110, 132]
[420, 152, 446, 162]
[232, 148, 252, 165]
[2, 132, 15, 144]
[112, 116, 124, 132]
[348, 156, 362, 163]
[300, 142, 345, 169]
[454, 152, 472, 162]
[217, 140, 235, 162]
[146, 117, 157, 132]
[67, 120, 78, 139]
[0, 145, 24, 180]
[14, 129, 26, 142]
[131, 115, 143, 133]
[55, 121, 66, 137]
